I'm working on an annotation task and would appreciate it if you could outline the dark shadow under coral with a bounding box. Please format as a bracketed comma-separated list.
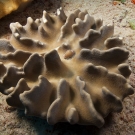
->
[16, 109, 114, 135]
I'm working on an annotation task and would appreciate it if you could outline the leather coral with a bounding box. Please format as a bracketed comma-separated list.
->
[0, 8, 134, 128]
[0, 0, 33, 19]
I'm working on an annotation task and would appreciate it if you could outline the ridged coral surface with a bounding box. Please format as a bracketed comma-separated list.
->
[0, 8, 134, 128]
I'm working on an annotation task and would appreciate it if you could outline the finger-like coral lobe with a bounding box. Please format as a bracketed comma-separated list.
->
[0, 8, 134, 128]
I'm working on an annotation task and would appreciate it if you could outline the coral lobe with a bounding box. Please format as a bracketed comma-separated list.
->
[0, 8, 134, 128]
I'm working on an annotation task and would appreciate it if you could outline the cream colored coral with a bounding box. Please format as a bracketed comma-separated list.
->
[0, 8, 134, 128]
[0, 0, 33, 19]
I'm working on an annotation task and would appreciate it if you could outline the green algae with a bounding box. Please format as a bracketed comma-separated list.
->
[129, 19, 135, 30]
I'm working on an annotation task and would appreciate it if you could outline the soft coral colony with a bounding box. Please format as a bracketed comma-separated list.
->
[0, 7, 134, 128]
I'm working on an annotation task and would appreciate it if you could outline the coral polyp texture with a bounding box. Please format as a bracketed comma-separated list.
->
[0, 8, 134, 128]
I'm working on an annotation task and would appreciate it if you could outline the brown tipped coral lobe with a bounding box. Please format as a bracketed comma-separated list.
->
[0, 8, 134, 128]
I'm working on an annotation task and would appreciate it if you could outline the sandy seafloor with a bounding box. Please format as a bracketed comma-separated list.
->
[0, 0, 135, 134]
